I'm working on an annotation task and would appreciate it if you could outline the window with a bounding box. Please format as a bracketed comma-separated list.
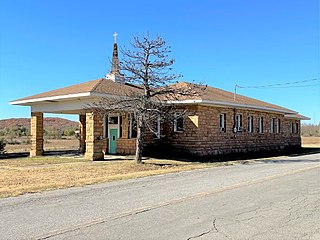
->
[290, 121, 299, 134]
[258, 117, 264, 133]
[103, 114, 108, 138]
[129, 113, 137, 138]
[109, 116, 118, 124]
[153, 116, 161, 138]
[174, 114, 184, 132]
[119, 115, 123, 138]
[236, 114, 242, 131]
[247, 116, 253, 133]
[276, 118, 280, 134]
[270, 118, 275, 133]
[219, 113, 226, 132]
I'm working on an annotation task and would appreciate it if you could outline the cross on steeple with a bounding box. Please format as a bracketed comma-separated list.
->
[105, 32, 125, 83]
[113, 32, 118, 43]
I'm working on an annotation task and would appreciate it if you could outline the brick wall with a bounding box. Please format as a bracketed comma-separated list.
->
[100, 105, 301, 157]
[161, 105, 301, 156]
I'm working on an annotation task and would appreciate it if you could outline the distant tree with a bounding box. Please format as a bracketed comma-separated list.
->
[0, 139, 6, 154]
[63, 128, 76, 137]
[45, 128, 63, 139]
[91, 34, 204, 163]
[301, 123, 320, 137]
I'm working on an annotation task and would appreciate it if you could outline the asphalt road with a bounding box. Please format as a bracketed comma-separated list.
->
[0, 153, 319, 240]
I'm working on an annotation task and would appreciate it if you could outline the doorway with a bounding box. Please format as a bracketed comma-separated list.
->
[109, 129, 118, 154]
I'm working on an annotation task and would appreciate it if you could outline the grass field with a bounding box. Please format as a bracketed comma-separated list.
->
[5, 139, 79, 153]
[302, 136, 320, 147]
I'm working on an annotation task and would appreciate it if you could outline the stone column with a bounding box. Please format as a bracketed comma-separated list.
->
[79, 114, 86, 154]
[30, 112, 44, 157]
[85, 112, 104, 160]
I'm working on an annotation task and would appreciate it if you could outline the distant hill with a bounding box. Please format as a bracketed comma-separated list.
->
[0, 117, 78, 131]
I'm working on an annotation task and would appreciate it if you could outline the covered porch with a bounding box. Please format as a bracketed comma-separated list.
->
[29, 111, 137, 160]
[9, 78, 141, 160]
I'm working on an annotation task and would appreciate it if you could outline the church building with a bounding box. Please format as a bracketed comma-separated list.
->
[10, 35, 309, 160]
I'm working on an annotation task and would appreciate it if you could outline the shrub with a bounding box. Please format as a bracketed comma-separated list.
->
[64, 128, 76, 136]
[0, 139, 6, 154]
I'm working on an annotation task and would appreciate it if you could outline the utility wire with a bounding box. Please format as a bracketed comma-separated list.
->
[246, 83, 320, 89]
[237, 78, 320, 89]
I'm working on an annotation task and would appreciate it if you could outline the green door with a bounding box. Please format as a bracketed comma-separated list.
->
[109, 129, 118, 154]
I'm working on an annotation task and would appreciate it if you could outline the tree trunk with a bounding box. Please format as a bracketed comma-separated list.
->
[135, 117, 145, 164]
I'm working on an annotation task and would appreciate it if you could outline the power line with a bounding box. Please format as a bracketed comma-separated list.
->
[259, 84, 320, 89]
[237, 78, 320, 89]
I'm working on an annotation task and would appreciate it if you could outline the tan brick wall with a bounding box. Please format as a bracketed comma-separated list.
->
[91, 106, 302, 157]
[117, 138, 136, 154]
[85, 112, 105, 160]
[162, 105, 301, 156]
[30, 112, 44, 157]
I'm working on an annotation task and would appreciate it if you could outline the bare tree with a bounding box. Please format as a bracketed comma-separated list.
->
[92, 34, 203, 163]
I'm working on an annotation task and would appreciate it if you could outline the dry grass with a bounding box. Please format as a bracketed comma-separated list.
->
[0, 157, 233, 198]
[302, 137, 320, 148]
[5, 139, 79, 153]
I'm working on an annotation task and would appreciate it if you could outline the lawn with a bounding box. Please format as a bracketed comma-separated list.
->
[302, 136, 320, 148]
[0, 157, 230, 198]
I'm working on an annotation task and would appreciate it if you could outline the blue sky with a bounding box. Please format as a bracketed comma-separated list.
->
[0, 0, 319, 123]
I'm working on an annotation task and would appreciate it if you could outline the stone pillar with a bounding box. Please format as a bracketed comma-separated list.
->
[79, 114, 86, 154]
[85, 112, 104, 160]
[30, 112, 44, 157]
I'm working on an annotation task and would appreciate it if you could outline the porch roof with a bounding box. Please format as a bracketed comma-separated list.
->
[10, 78, 141, 105]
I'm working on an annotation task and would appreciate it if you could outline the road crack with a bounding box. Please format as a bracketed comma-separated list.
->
[187, 219, 217, 240]
[187, 218, 233, 240]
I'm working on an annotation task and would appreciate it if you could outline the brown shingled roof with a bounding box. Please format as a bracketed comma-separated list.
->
[11, 79, 297, 114]
[12, 79, 103, 102]
[169, 82, 295, 113]
[11, 78, 142, 103]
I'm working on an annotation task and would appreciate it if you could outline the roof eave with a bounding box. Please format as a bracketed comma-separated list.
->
[166, 99, 297, 114]
[9, 92, 124, 106]
[10, 92, 93, 106]
[284, 114, 311, 120]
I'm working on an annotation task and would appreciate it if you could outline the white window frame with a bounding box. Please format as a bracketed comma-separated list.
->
[247, 116, 253, 133]
[236, 114, 242, 131]
[174, 113, 184, 132]
[295, 122, 299, 134]
[270, 118, 275, 134]
[129, 113, 137, 138]
[103, 114, 108, 138]
[108, 114, 120, 138]
[153, 116, 161, 139]
[219, 113, 226, 132]
[258, 117, 264, 134]
[276, 118, 280, 134]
